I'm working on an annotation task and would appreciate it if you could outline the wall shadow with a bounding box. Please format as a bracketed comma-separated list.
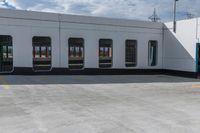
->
[0, 75, 199, 85]
[163, 25, 196, 74]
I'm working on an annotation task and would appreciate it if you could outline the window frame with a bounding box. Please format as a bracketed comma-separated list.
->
[68, 38, 85, 70]
[0, 35, 14, 73]
[99, 39, 113, 68]
[125, 40, 137, 67]
[32, 36, 52, 72]
[148, 40, 158, 67]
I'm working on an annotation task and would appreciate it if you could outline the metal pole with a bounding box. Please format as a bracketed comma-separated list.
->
[173, 0, 178, 33]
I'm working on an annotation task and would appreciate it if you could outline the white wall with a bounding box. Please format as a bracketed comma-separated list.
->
[60, 22, 163, 69]
[197, 18, 200, 43]
[0, 8, 163, 70]
[163, 18, 200, 72]
[0, 16, 60, 68]
[1, 8, 200, 73]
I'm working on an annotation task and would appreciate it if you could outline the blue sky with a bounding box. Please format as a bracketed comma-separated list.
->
[0, 0, 199, 22]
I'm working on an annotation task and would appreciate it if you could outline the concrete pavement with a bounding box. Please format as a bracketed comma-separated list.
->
[0, 75, 200, 133]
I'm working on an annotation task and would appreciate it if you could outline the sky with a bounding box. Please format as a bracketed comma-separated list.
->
[0, 0, 199, 22]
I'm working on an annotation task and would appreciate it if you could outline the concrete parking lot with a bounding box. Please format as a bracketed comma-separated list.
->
[0, 75, 200, 133]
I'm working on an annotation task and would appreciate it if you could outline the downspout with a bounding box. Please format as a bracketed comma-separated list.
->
[161, 24, 165, 71]
[196, 18, 199, 43]
[196, 18, 199, 75]
[58, 14, 61, 67]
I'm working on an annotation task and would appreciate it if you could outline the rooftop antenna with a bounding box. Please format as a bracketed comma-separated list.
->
[186, 12, 195, 19]
[148, 8, 161, 22]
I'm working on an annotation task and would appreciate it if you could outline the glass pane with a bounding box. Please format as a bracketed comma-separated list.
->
[99, 39, 112, 68]
[8, 46, 13, 58]
[149, 41, 157, 66]
[75, 47, 79, 57]
[80, 47, 83, 57]
[109, 48, 112, 57]
[3, 46, 7, 59]
[41, 46, 46, 58]
[47, 47, 51, 58]
[35, 46, 40, 58]
[99, 47, 104, 57]
[69, 47, 74, 57]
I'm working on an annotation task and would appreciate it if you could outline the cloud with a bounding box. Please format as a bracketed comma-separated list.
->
[0, 0, 16, 9]
[1, 0, 200, 22]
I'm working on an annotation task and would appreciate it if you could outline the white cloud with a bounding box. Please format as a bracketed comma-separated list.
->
[1, 0, 200, 21]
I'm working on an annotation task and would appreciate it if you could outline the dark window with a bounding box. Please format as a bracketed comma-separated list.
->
[33, 37, 51, 71]
[0, 35, 13, 72]
[125, 40, 137, 67]
[68, 38, 84, 69]
[148, 40, 157, 66]
[99, 39, 112, 68]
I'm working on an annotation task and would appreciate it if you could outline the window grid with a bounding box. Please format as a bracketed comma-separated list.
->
[125, 40, 137, 67]
[68, 38, 84, 69]
[0, 35, 13, 72]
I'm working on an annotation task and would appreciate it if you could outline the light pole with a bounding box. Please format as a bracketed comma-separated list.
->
[173, 0, 179, 33]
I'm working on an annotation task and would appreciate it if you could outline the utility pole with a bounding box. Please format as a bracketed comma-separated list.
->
[173, 0, 179, 33]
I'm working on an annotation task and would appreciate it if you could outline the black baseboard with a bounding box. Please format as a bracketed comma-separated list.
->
[12, 67, 163, 75]
[0, 67, 198, 78]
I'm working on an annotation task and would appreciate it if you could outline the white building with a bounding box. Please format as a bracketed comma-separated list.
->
[0, 8, 199, 78]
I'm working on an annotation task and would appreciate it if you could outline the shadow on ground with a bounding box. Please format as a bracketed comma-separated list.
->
[0, 75, 199, 85]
